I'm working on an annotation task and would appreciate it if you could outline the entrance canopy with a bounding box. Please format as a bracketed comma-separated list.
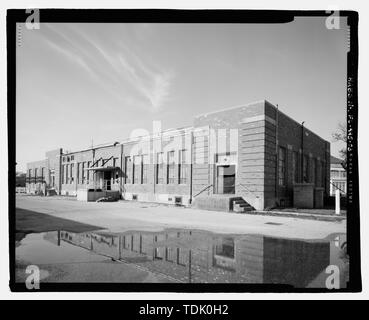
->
[85, 166, 119, 172]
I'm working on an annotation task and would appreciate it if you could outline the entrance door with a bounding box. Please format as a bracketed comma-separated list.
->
[216, 165, 235, 194]
[104, 171, 112, 190]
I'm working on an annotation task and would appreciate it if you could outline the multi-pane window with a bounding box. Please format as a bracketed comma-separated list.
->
[331, 170, 340, 178]
[27, 169, 31, 184]
[77, 163, 81, 184]
[278, 147, 286, 186]
[178, 149, 187, 184]
[70, 163, 74, 184]
[303, 155, 309, 183]
[314, 159, 319, 186]
[292, 151, 299, 183]
[81, 162, 85, 184]
[125, 156, 132, 184]
[311, 159, 316, 185]
[87, 161, 91, 184]
[133, 155, 142, 184]
[321, 161, 325, 187]
[316, 161, 321, 187]
[156, 152, 164, 184]
[167, 151, 175, 184]
[142, 155, 148, 184]
[65, 165, 69, 184]
[113, 157, 118, 168]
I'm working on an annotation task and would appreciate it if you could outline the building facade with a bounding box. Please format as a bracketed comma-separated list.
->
[330, 155, 347, 196]
[25, 100, 330, 210]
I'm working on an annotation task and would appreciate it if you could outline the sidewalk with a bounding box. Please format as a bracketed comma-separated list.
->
[15, 195, 346, 240]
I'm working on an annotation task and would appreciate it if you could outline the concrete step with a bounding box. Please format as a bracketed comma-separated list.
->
[235, 202, 251, 208]
[232, 198, 255, 213]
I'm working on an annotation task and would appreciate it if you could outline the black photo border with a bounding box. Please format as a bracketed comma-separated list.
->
[7, 9, 361, 293]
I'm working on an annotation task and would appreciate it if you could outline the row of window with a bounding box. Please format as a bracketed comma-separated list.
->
[278, 147, 326, 187]
[125, 150, 188, 185]
[62, 155, 74, 163]
[61, 158, 120, 185]
[28, 167, 45, 178]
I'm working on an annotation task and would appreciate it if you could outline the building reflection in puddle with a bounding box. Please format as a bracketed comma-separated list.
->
[43, 229, 348, 288]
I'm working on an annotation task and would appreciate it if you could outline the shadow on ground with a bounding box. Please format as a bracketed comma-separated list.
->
[16, 208, 102, 241]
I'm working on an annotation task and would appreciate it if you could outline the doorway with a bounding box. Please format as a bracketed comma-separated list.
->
[104, 171, 112, 190]
[216, 165, 235, 194]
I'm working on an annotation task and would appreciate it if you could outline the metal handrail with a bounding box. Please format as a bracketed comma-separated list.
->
[237, 183, 260, 199]
[193, 184, 213, 198]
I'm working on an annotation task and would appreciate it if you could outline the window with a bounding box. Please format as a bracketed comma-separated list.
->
[133, 155, 142, 184]
[292, 151, 299, 183]
[113, 157, 118, 168]
[331, 170, 339, 178]
[125, 156, 132, 184]
[316, 161, 322, 186]
[321, 161, 325, 187]
[178, 149, 187, 184]
[278, 147, 286, 186]
[167, 151, 175, 184]
[311, 159, 316, 185]
[70, 163, 74, 184]
[87, 161, 91, 184]
[303, 155, 309, 183]
[314, 159, 319, 186]
[71, 155, 74, 161]
[65, 165, 69, 184]
[77, 163, 80, 184]
[81, 162, 85, 184]
[34, 168, 38, 178]
[142, 155, 148, 184]
[156, 152, 164, 184]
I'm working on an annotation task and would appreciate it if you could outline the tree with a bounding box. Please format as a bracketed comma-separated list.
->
[332, 122, 347, 170]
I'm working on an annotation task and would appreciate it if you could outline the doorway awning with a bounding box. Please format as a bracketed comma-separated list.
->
[85, 166, 119, 172]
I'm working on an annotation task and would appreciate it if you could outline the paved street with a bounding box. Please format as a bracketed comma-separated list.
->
[15, 195, 346, 239]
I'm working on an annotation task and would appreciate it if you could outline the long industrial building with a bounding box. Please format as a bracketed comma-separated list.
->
[25, 100, 330, 211]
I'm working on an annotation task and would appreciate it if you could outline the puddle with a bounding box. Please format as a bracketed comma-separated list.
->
[15, 229, 349, 287]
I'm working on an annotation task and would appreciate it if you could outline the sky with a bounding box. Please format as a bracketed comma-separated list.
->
[16, 17, 348, 172]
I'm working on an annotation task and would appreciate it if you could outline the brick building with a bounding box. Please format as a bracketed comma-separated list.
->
[25, 100, 330, 211]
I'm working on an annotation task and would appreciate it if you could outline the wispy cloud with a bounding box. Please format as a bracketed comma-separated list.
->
[42, 23, 174, 112]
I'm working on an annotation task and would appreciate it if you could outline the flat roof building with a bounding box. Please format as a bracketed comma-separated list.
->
[25, 100, 330, 211]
